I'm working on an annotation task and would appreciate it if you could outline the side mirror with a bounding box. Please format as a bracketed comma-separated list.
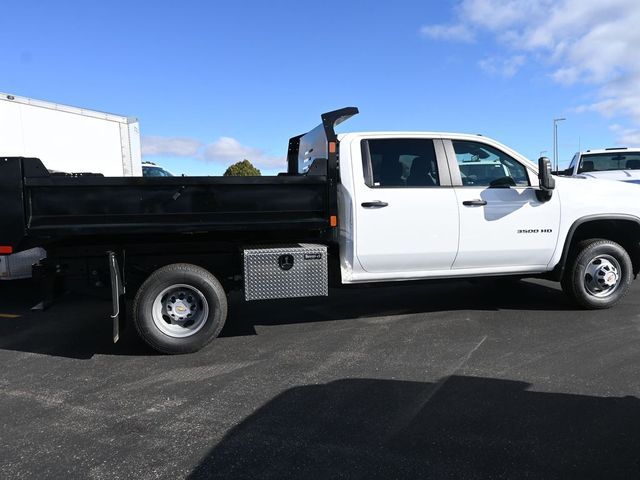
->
[536, 157, 555, 202]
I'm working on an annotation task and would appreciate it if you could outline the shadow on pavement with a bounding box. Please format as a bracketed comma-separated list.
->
[0, 280, 155, 359]
[222, 278, 573, 337]
[189, 376, 640, 480]
[0, 278, 572, 358]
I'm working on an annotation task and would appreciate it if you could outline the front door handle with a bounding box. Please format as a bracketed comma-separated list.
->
[462, 199, 487, 206]
[361, 201, 389, 208]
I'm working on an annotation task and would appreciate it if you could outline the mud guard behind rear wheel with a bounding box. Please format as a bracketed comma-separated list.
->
[108, 251, 126, 343]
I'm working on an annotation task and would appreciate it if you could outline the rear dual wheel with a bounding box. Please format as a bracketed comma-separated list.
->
[561, 239, 632, 309]
[133, 263, 227, 354]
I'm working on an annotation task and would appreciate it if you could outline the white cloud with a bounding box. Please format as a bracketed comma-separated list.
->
[203, 137, 285, 168]
[458, 0, 549, 31]
[610, 124, 640, 147]
[141, 136, 202, 157]
[421, 0, 640, 143]
[478, 55, 525, 78]
[420, 23, 475, 43]
[142, 135, 285, 170]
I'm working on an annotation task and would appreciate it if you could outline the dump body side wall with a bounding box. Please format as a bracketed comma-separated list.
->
[1, 158, 332, 252]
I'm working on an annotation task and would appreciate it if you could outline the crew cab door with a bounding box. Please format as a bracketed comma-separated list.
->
[351, 137, 459, 274]
[445, 139, 560, 270]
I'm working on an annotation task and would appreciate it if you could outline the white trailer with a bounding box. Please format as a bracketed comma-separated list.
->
[0, 92, 142, 176]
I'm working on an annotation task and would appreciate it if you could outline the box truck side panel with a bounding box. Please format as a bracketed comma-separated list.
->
[19, 104, 126, 176]
[128, 121, 143, 177]
[120, 120, 143, 177]
[0, 99, 26, 155]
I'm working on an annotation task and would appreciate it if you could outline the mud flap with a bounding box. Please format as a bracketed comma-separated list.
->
[108, 251, 125, 343]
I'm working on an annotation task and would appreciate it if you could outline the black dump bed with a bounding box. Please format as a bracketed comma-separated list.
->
[0, 107, 358, 252]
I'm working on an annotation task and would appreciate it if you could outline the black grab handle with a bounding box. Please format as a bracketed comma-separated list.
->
[361, 201, 389, 208]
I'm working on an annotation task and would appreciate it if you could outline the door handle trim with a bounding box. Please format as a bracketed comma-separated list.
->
[361, 201, 389, 208]
[462, 199, 487, 206]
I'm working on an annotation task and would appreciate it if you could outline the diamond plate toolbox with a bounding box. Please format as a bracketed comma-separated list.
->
[243, 244, 328, 301]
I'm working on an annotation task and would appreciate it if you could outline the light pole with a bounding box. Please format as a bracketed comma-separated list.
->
[553, 118, 566, 171]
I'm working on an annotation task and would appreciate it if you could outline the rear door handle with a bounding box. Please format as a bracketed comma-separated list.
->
[361, 201, 389, 208]
[462, 199, 487, 206]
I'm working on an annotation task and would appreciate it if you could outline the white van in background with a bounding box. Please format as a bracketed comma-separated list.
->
[142, 161, 174, 177]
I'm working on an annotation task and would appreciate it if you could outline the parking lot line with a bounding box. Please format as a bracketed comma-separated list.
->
[0, 313, 21, 318]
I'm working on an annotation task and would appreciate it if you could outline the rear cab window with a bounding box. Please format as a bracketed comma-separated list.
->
[361, 138, 441, 188]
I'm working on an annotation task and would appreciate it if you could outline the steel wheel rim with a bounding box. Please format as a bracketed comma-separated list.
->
[151, 284, 209, 338]
[584, 254, 621, 298]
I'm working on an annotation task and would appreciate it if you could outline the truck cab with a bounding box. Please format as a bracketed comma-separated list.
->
[335, 131, 640, 286]
[562, 148, 640, 184]
[336, 132, 559, 283]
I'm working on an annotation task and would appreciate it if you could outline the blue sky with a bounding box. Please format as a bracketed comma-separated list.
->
[2, 0, 639, 175]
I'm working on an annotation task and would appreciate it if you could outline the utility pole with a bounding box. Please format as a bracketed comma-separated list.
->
[553, 118, 566, 171]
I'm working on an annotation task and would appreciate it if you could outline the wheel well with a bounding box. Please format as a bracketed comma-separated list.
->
[563, 219, 640, 276]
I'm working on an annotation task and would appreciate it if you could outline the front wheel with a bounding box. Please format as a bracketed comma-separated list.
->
[561, 239, 633, 309]
[133, 264, 227, 354]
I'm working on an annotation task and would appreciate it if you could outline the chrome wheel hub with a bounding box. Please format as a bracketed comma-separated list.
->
[152, 284, 209, 338]
[584, 255, 620, 298]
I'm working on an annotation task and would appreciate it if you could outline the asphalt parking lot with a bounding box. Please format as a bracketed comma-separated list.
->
[0, 278, 639, 479]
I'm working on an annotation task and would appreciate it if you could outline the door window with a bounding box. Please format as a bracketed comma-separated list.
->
[453, 140, 529, 187]
[362, 139, 440, 188]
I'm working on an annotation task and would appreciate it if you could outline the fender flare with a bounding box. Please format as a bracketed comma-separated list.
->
[552, 213, 640, 279]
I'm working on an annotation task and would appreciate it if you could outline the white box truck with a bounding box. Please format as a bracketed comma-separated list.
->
[0, 92, 142, 176]
[0, 92, 143, 279]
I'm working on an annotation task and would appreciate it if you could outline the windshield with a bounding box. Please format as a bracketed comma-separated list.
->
[568, 153, 578, 171]
[578, 152, 640, 173]
[143, 166, 173, 177]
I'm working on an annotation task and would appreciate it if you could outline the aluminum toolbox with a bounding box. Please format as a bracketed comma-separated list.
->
[243, 244, 328, 301]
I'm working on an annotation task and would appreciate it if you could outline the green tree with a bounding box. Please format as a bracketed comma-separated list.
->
[223, 159, 261, 176]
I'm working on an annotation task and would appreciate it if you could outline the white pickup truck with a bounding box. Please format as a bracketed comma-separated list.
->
[560, 147, 640, 184]
[2, 107, 640, 354]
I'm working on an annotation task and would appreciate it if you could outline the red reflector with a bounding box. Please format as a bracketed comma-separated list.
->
[0, 246, 13, 254]
[330, 215, 338, 227]
[328, 142, 337, 154]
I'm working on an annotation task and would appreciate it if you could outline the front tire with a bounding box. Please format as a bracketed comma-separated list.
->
[561, 239, 632, 309]
[133, 264, 227, 354]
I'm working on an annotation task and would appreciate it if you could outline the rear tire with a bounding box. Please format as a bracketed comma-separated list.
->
[561, 239, 632, 309]
[133, 263, 227, 354]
